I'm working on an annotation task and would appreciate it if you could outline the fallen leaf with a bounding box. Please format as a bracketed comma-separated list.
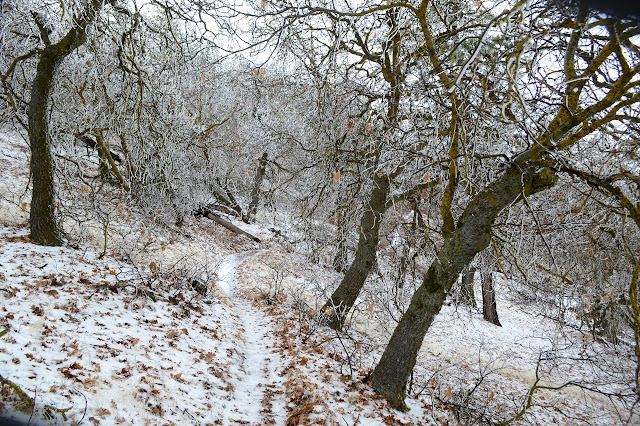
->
[346, 119, 355, 130]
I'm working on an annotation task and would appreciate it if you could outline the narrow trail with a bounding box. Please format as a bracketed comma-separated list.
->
[216, 251, 287, 425]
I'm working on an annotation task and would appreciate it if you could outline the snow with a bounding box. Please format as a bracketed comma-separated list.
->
[0, 128, 636, 425]
[215, 252, 287, 424]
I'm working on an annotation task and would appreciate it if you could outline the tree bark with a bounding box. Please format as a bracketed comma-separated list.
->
[246, 152, 268, 223]
[460, 265, 477, 308]
[370, 165, 557, 411]
[195, 207, 261, 243]
[482, 271, 501, 326]
[29, 47, 63, 245]
[322, 173, 390, 330]
[28, 1, 103, 246]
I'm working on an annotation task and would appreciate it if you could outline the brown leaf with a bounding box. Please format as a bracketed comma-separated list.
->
[332, 172, 340, 182]
[445, 387, 452, 398]
[346, 119, 355, 130]
[488, 391, 495, 401]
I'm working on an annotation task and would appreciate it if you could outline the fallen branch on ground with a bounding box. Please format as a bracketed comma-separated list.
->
[194, 207, 261, 243]
[0, 374, 72, 420]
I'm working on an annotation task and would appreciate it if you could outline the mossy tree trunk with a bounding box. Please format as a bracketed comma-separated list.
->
[29, 48, 64, 245]
[322, 172, 391, 330]
[370, 165, 557, 410]
[28, 0, 103, 245]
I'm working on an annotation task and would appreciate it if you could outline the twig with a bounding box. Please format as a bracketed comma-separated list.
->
[72, 388, 88, 424]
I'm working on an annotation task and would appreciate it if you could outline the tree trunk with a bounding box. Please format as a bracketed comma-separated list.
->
[370, 165, 557, 411]
[482, 271, 501, 326]
[29, 47, 63, 246]
[460, 265, 477, 308]
[332, 212, 349, 273]
[246, 152, 268, 223]
[322, 173, 390, 330]
[28, 1, 102, 246]
[194, 207, 261, 243]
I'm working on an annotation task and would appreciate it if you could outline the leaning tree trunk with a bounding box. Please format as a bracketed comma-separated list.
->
[322, 173, 391, 330]
[28, 0, 103, 246]
[482, 271, 501, 326]
[370, 165, 557, 411]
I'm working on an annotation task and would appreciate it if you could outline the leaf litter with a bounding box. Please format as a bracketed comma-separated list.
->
[0, 129, 631, 425]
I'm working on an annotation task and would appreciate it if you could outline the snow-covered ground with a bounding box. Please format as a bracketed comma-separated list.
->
[1, 129, 636, 425]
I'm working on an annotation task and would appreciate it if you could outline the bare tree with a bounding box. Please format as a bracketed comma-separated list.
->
[2, 0, 107, 245]
[370, 1, 640, 409]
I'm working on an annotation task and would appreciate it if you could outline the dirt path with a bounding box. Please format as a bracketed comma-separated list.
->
[216, 252, 286, 425]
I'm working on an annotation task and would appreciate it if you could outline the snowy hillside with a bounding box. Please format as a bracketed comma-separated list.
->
[0, 129, 635, 425]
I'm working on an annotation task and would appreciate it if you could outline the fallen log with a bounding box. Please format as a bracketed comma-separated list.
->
[194, 207, 261, 243]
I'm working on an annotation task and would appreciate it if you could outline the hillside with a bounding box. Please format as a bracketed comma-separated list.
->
[0, 129, 635, 425]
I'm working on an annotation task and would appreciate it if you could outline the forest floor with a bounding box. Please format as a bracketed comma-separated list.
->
[0, 130, 635, 425]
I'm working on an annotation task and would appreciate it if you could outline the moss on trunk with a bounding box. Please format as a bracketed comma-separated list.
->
[322, 173, 391, 330]
[370, 165, 557, 410]
[28, 0, 103, 245]
[29, 47, 63, 245]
